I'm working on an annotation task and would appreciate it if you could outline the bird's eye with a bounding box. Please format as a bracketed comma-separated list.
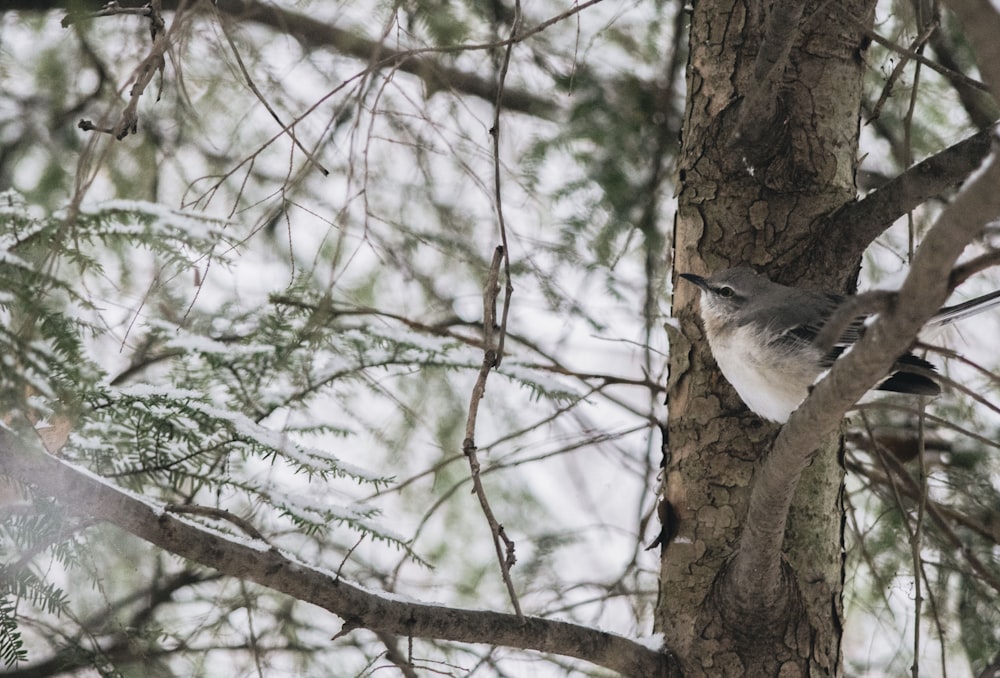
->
[717, 286, 735, 298]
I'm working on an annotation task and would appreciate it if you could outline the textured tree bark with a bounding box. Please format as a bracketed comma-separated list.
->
[661, 0, 875, 674]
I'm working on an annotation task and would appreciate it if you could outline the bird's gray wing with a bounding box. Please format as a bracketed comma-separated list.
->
[767, 293, 864, 366]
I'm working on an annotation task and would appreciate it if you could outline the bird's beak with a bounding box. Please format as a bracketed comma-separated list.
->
[679, 272, 709, 290]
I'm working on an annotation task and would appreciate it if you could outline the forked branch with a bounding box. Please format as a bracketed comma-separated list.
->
[729, 141, 1000, 615]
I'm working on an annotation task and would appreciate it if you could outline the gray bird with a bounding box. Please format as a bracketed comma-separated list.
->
[680, 267, 1000, 422]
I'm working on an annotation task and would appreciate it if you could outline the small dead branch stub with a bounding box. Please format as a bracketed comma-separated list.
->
[66, 1, 168, 141]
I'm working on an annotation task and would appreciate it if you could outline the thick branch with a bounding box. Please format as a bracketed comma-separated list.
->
[825, 2, 999, 262]
[729, 141, 1000, 613]
[824, 127, 994, 257]
[815, 1, 1000, 261]
[0, 440, 677, 678]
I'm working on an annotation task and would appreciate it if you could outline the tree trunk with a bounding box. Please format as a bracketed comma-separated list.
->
[661, 1, 875, 674]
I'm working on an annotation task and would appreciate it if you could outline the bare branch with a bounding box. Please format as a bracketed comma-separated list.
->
[0, 439, 678, 678]
[948, 249, 1000, 287]
[72, 0, 171, 141]
[489, 1, 519, 369]
[61, 0, 156, 27]
[927, 24, 998, 130]
[823, 127, 994, 258]
[373, 631, 420, 678]
[846, 454, 1000, 553]
[812, 289, 895, 356]
[462, 246, 522, 620]
[211, 6, 329, 176]
[867, 20, 938, 124]
[861, 437, 1000, 595]
[46, 0, 562, 119]
[858, 22, 990, 93]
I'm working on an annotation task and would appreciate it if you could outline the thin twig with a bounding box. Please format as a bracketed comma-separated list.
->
[454, 1, 525, 619]
[855, 402, 1000, 452]
[212, 7, 329, 176]
[857, 420, 1000, 596]
[912, 409, 928, 678]
[61, 1, 153, 27]
[845, 455, 1000, 546]
[859, 23, 989, 93]
[374, 631, 420, 678]
[867, 20, 938, 124]
[183, 0, 606, 210]
[334, 535, 365, 583]
[858, 410, 925, 678]
[489, 1, 520, 368]
[462, 247, 523, 620]
[901, 6, 932, 265]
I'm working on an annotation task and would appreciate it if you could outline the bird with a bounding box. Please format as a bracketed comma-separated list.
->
[679, 267, 1000, 423]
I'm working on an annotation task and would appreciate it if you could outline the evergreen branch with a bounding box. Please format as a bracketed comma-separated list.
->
[0, 597, 26, 668]
[0, 440, 678, 678]
[0, 570, 221, 677]
[85, 386, 389, 485]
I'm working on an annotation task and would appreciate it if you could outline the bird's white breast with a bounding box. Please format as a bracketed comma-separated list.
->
[706, 324, 817, 423]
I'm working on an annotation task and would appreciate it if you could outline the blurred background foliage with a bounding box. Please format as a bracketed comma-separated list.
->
[0, 0, 997, 676]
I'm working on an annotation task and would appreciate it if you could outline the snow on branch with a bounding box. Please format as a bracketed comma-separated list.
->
[0, 435, 678, 678]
